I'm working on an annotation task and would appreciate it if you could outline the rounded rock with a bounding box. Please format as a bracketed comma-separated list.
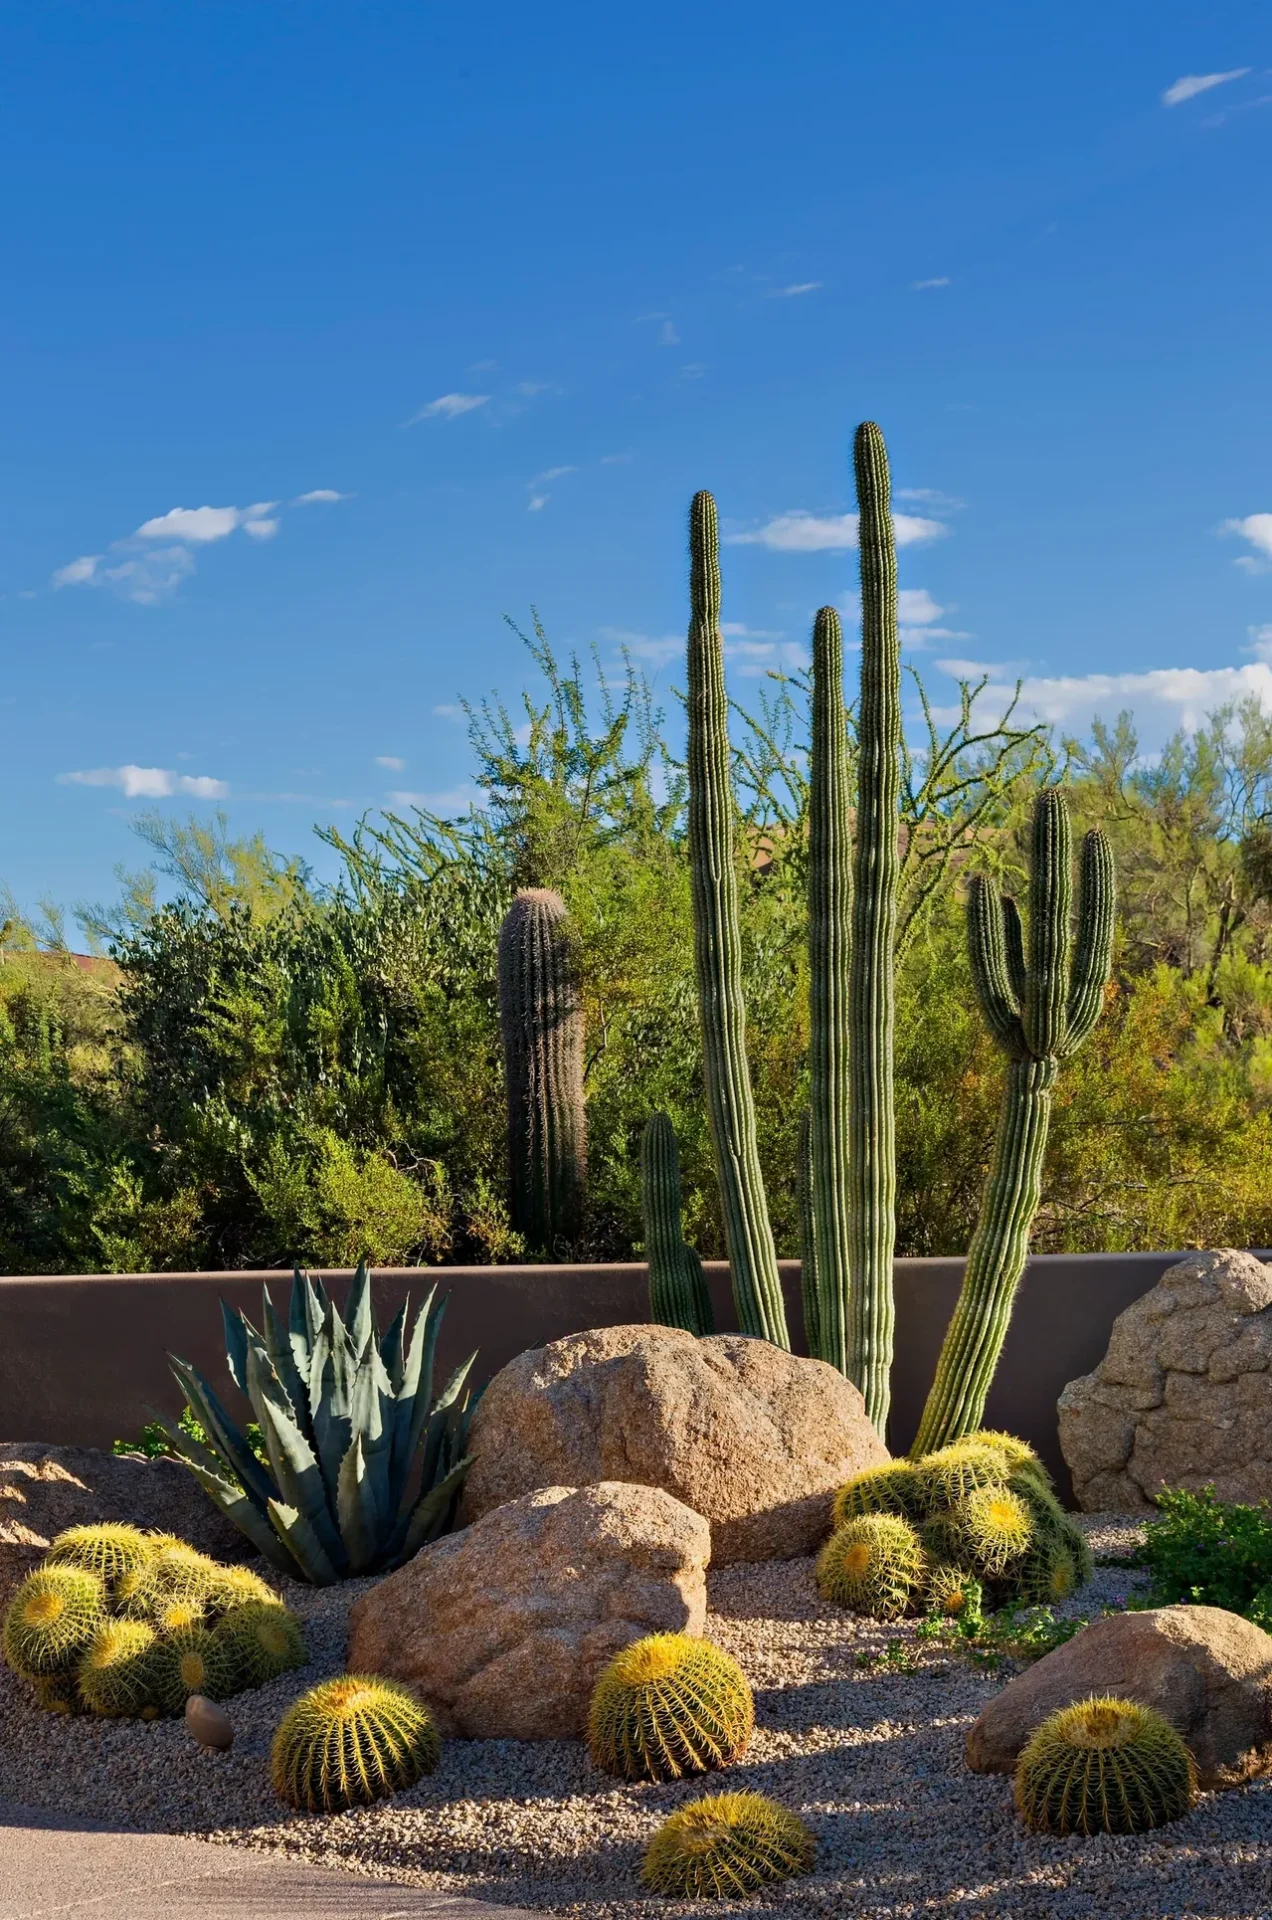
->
[185, 1693, 233, 1750]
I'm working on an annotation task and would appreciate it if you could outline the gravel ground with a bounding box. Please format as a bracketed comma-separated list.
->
[4, 1514, 1271, 1920]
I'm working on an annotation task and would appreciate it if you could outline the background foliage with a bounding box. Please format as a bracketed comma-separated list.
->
[7, 627, 1272, 1274]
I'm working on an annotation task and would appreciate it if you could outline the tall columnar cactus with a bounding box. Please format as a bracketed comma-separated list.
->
[498, 886, 588, 1253]
[796, 1108, 822, 1361]
[807, 607, 853, 1375]
[642, 1114, 715, 1336]
[912, 790, 1115, 1454]
[845, 423, 902, 1430]
[686, 492, 789, 1348]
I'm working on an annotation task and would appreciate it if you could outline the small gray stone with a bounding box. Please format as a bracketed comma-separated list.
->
[185, 1693, 233, 1750]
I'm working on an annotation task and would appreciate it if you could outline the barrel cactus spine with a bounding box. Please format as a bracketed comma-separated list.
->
[816, 1512, 925, 1618]
[44, 1523, 155, 1596]
[498, 886, 588, 1254]
[642, 1113, 714, 1336]
[588, 1632, 754, 1782]
[148, 1625, 242, 1713]
[77, 1619, 160, 1718]
[1014, 1697, 1196, 1835]
[686, 492, 788, 1348]
[912, 790, 1115, 1454]
[2, 1566, 105, 1678]
[831, 1459, 926, 1527]
[213, 1601, 307, 1687]
[641, 1793, 816, 1899]
[271, 1675, 441, 1812]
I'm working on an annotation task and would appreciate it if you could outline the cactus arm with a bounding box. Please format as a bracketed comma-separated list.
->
[910, 1053, 1057, 1454]
[1003, 894, 1028, 1013]
[1062, 828, 1116, 1055]
[499, 888, 588, 1253]
[966, 877, 1027, 1055]
[686, 490, 789, 1347]
[846, 424, 902, 1428]
[808, 605, 854, 1376]
[1022, 787, 1073, 1058]
[796, 1108, 824, 1361]
[642, 1113, 714, 1336]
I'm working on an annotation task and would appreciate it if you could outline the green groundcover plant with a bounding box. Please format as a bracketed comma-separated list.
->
[1140, 1486, 1272, 1625]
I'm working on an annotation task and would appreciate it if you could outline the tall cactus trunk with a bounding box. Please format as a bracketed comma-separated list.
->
[498, 887, 587, 1255]
[796, 1107, 823, 1360]
[686, 491, 789, 1348]
[808, 607, 853, 1372]
[846, 422, 902, 1430]
[642, 1113, 715, 1337]
[910, 1055, 1056, 1454]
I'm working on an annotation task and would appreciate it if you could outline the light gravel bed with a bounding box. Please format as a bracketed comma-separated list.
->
[3, 1515, 1270, 1920]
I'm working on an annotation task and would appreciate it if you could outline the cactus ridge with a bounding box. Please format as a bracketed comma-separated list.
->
[33, 1673, 83, 1715]
[498, 887, 588, 1253]
[77, 1619, 160, 1717]
[202, 1564, 280, 1617]
[1014, 1696, 1197, 1835]
[271, 1675, 441, 1812]
[214, 1601, 308, 1687]
[686, 491, 788, 1348]
[933, 1485, 1035, 1577]
[913, 791, 1115, 1454]
[832, 1461, 926, 1528]
[588, 1632, 754, 1782]
[45, 1524, 155, 1595]
[641, 1791, 815, 1900]
[642, 1113, 714, 1337]
[2, 1565, 105, 1678]
[816, 1512, 925, 1618]
[148, 1624, 242, 1713]
[923, 1563, 983, 1619]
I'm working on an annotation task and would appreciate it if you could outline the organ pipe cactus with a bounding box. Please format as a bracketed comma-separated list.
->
[686, 491, 789, 1347]
[912, 790, 1115, 1453]
[642, 1113, 715, 1336]
[796, 1108, 822, 1360]
[498, 886, 588, 1253]
[155, 1264, 476, 1584]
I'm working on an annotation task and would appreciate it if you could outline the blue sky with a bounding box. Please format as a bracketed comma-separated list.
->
[4, 1, 1271, 917]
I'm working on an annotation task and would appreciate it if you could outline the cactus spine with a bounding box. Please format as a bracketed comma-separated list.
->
[807, 607, 853, 1374]
[498, 887, 587, 1253]
[588, 1632, 754, 1781]
[845, 423, 902, 1429]
[1014, 1697, 1196, 1835]
[686, 491, 788, 1347]
[642, 1113, 714, 1336]
[912, 790, 1114, 1454]
[641, 1793, 815, 1900]
[271, 1675, 441, 1812]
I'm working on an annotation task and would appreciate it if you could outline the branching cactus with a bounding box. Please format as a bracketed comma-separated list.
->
[912, 790, 1115, 1453]
[686, 492, 789, 1347]
[642, 1113, 714, 1336]
[498, 886, 588, 1254]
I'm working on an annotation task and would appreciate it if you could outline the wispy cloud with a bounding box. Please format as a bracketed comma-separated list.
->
[659, 320, 680, 347]
[1223, 513, 1272, 572]
[386, 785, 479, 815]
[135, 503, 278, 543]
[375, 755, 405, 770]
[407, 392, 490, 423]
[51, 555, 102, 589]
[912, 276, 951, 290]
[527, 465, 578, 512]
[896, 487, 965, 510]
[728, 509, 949, 552]
[49, 491, 345, 604]
[934, 658, 1272, 746]
[59, 764, 228, 799]
[433, 704, 462, 719]
[770, 282, 822, 297]
[294, 489, 352, 504]
[599, 625, 682, 665]
[1162, 68, 1250, 106]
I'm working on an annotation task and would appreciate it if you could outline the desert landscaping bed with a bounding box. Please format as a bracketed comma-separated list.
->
[5, 1517, 1272, 1920]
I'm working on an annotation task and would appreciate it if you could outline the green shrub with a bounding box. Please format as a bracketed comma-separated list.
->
[1142, 1486, 1272, 1617]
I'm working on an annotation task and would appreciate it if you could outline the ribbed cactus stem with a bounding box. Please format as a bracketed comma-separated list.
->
[642, 1114, 714, 1337]
[686, 491, 789, 1347]
[808, 607, 853, 1373]
[847, 422, 902, 1429]
[796, 1108, 822, 1360]
[498, 887, 587, 1254]
[913, 790, 1115, 1454]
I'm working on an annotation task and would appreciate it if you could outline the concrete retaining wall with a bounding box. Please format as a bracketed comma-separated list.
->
[0, 1250, 1200, 1500]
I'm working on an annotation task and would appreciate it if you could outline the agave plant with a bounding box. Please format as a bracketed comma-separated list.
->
[155, 1264, 476, 1585]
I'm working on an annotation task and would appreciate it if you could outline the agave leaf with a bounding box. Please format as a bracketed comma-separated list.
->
[335, 1433, 384, 1572]
[246, 1337, 349, 1575]
[311, 1307, 354, 1494]
[347, 1354, 392, 1540]
[267, 1498, 340, 1585]
[379, 1297, 408, 1396]
[146, 1412, 298, 1572]
[168, 1355, 276, 1511]
[262, 1285, 312, 1443]
[414, 1380, 473, 1514]
[346, 1259, 375, 1360]
[221, 1300, 250, 1396]
[395, 1454, 473, 1564]
[390, 1291, 446, 1504]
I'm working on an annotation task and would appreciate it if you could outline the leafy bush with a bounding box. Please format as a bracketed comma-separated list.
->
[1142, 1486, 1272, 1621]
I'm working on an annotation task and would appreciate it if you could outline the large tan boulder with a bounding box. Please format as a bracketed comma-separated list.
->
[458, 1323, 887, 1563]
[966, 1605, 1272, 1789]
[0, 1443, 247, 1607]
[1058, 1250, 1272, 1511]
[346, 1481, 710, 1739]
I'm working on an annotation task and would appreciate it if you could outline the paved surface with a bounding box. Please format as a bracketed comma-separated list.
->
[0, 1801, 532, 1919]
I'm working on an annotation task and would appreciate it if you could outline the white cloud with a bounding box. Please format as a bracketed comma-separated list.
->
[517, 381, 550, 397]
[59, 764, 229, 799]
[135, 503, 277, 543]
[1223, 513, 1272, 572]
[375, 755, 405, 770]
[897, 589, 943, 625]
[294, 489, 351, 504]
[407, 393, 490, 422]
[721, 622, 785, 640]
[1163, 68, 1250, 106]
[912, 276, 951, 290]
[771, 282, 822, 297]
[242, 517, 279, 540]
[659, 320, 680, 347]
[599, 625, 682, 665]
[601, 452, 632, 465]
[98, 547, 197, 605]
[385, 786, 481, 814]
[933, 661, 1272, 747]
[728, 510, 949, 552]
[51, 555, 101, 588]
[433, 703, 462, 718]
[527, 464, 577, 512]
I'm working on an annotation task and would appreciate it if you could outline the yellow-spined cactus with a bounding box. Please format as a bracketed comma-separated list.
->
[203, 1565, 279, 1617]
[831, 1460, 925, 1528]
[816, 1513, 924, 1618]
[1014, 1696, 1197, 1835]
[45, 1523, 155, 1597]
[147, 1625, 242, 1713]
[922, 1562, 981, 1619]
[929, 1484, 1034, 1577]
[77, 1619, 160, 1717]
[33, 1674, 83, 1715]
[918, 1439, 1014, 1510]
[214, 1602, 307, 1688]
[152, 1594, 208, 1636]
[3, 1566, 105, 1678]
[271, 1676, 441, 1812]
[588, 1634, 754, 1782]
[971, 1430, 1042, 1473]
[1016, 1538, 1079, 1608]
[641, 1792, 815, 1899]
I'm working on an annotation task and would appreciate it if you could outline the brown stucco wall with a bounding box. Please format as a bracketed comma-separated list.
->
[0, 1250, 1196, 1500]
